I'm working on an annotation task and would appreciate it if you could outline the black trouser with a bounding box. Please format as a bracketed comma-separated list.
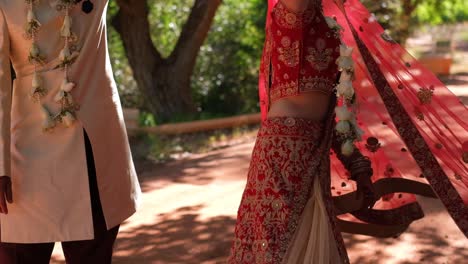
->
[0, 131, 120, 264]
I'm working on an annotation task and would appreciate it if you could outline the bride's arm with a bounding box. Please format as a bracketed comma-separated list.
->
[331, 125, 376, 209]
[331, 128, 372, 180]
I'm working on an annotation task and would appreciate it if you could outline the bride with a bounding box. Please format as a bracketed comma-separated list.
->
[228, 0, 467, 263]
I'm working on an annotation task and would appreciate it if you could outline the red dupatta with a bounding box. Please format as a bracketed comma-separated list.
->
[259, 0, 468, 237]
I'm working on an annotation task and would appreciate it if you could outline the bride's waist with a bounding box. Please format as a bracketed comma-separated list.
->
[268, 94, 332, 121]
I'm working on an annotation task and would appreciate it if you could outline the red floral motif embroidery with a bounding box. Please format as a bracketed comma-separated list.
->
[414, 106, 425, 121]
[270, 81, 299, 102]
[417, 86, 434, 105]
[299, 76, 335, 94]
[271, 1, 315, 29]
[277, 37, 300, 67]
[305, 38, 334, 71]
[268, 1, 340, 105]
[228, 118, 326, 263]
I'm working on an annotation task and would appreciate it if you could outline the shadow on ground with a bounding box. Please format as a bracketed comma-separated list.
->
[135, 143, 253, 192]
[440, 72, 468, 85]
[51, 205, 236, 264]
[110, 200, 466, 264]
[343, 196, 468, 264]
[440, 73, 468, 105]
[112, 205, 235, 264]
[344, 224, 468, 264]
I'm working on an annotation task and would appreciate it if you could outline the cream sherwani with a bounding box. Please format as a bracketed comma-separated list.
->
[0, 0, 141, 243]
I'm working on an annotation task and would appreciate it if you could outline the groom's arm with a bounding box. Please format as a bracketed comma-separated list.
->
[0, 7, 13, 214]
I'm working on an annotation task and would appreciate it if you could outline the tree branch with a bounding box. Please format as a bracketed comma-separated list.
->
[112, 0, 163, 66]
[169, 0, 222, 73]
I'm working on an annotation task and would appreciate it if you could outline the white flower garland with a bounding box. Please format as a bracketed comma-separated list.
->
[326, 16, 364, 156]
[25, 0, 80, 132]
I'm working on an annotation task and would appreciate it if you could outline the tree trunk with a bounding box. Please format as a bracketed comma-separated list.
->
[112, 0, 222, 122]
[398, 0, 422, 46]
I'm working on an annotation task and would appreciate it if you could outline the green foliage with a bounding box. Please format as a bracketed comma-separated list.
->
[107, 0, 266, 121]
[414, 0, 468, 25]
[193, 0, 266, 117]
[361, 0, 468, 26]
[361, 0, 468, 44]
[139, 111, 157, 127]
[147, 0, 195, 57]
[361, 0, 399, 30]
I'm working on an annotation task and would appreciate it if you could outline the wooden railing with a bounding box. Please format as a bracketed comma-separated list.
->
[124, 109, 261, 135]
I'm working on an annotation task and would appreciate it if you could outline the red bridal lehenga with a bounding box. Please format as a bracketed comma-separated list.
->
[228, 0, 468, 263]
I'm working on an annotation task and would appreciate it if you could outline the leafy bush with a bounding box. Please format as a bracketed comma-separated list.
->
[107, 0, 266, 120]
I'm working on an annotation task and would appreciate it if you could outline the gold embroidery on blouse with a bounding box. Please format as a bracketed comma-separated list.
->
[278, 37, 300, 67]
[272, 1, 316, 29]
[306, 38, 334, 71]
[300, 76, 334, 95]
[270, 81, 299, 102]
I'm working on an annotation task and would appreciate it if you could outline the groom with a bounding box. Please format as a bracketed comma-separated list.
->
[0, 1, 140, 263]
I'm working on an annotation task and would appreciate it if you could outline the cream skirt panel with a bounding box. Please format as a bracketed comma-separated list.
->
[282, 179, 342, 264]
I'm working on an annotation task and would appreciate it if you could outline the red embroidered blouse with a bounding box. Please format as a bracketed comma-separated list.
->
[264, 1, 341, 104]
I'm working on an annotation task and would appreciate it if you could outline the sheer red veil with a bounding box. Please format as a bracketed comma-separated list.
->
[260, 0, 468, 237]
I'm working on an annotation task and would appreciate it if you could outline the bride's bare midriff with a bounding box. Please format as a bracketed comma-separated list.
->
[268, 92, 332, 122]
